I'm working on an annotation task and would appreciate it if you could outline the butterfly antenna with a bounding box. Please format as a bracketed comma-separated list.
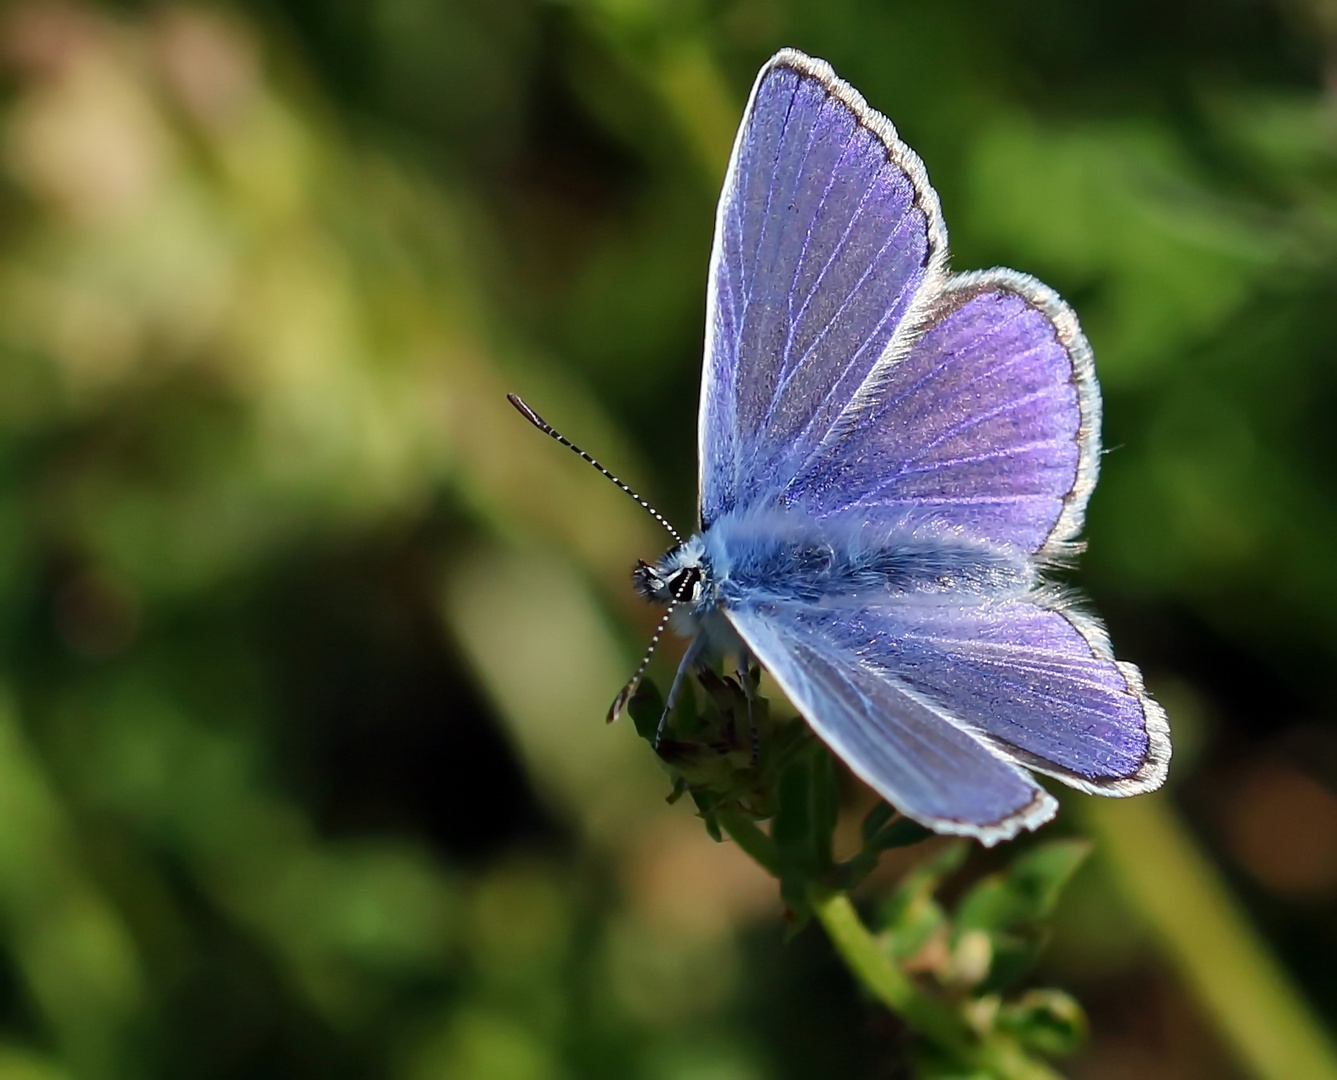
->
[610, 562, 704, 729]
[607, 604, 676, 723]
[507, 394, 682, 546]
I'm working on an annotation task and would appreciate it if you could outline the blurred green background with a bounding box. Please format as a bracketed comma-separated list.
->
[0, 0, 1335, 1077]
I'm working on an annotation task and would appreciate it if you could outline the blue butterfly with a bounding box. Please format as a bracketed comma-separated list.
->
[513, 48, 1169, 845]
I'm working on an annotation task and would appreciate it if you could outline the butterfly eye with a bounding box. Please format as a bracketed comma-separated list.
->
[667, 566, 703, 603]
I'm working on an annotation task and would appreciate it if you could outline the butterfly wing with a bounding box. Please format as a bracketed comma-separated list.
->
[727, 591, 1167, 842]
[785, 271, 1100, 558]
[726, 600, 1057, 845]
[699, 49, 948, 528]
[856, 594, 1170, 794]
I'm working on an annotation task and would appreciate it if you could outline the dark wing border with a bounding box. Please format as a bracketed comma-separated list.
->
[890, 268, 1104, 560]
[976, 589, 1173, 796]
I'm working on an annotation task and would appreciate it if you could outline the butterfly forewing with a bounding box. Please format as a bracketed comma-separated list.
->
[699, 50, 946, 527]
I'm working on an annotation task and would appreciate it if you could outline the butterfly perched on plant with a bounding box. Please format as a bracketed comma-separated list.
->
[512, 48, 1169, 845]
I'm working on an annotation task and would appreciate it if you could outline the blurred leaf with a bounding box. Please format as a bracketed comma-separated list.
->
[877, 842, 969, 963]
[860, 800, 897, 845]
[868, 816, 936, 852]
[773, 755, 814, 924]
[996, 989, 1089, 1058]
[807, 744, 838, 873]
[953, 840, 1090, 990]
[956, 840, 1092, 936]
[833, 804, 934, 891]
[627, 675, 666, 744]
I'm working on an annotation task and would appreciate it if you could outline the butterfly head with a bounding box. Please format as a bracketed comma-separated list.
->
[633, 537, 710, 608]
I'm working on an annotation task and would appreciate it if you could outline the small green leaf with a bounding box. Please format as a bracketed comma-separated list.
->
[877, 841, 969, 962]
[808, 746, 838, 874]
[626, 677, 665, 743]
[956, 839, 1091, 935]
[772, 757, 813, 862]
[950, 840, 1091, 990]
[868, 815, 934, 852]
[832, 806, 934, 890]
[772, 753, 833, 925]
[670, 677, 704, 739]
[996, 988, 1089, 1057]
[909, 1043, 996, 1080]
[860, 801, 896, 844]
[980, 933, 1043, 992]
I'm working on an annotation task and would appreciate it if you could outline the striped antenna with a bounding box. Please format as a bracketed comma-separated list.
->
[606, 604, 676, 724]
[609, 564, 703, 731]
[507, 394, 682, 546]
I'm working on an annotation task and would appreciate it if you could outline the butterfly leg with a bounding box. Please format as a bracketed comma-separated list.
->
[654, 635, 708, 748]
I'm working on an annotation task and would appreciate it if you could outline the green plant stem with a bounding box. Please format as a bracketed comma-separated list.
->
[808, 889, 973, 1048]
[719, 812, 1065, 1078]
[717, 809, 782, 876]
[809, 889, 1065, 1080]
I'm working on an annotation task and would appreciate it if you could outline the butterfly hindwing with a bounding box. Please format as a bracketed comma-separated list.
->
[788, 593, 1169, 795]
[785, 272, 1099, 557]
[726, 600, 1058, 844]
[726, 589, 1167, 842]
[699, 50, 947, 528]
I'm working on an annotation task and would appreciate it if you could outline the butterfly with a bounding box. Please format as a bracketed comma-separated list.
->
[512, 47, 1169, 845]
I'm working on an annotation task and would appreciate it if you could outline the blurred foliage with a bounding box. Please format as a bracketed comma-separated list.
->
[0, 0, 1331, 1078]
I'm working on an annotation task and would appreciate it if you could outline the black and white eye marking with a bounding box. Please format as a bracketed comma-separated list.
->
[632, 555, 705, 606]
[668, 565, 703, 604]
